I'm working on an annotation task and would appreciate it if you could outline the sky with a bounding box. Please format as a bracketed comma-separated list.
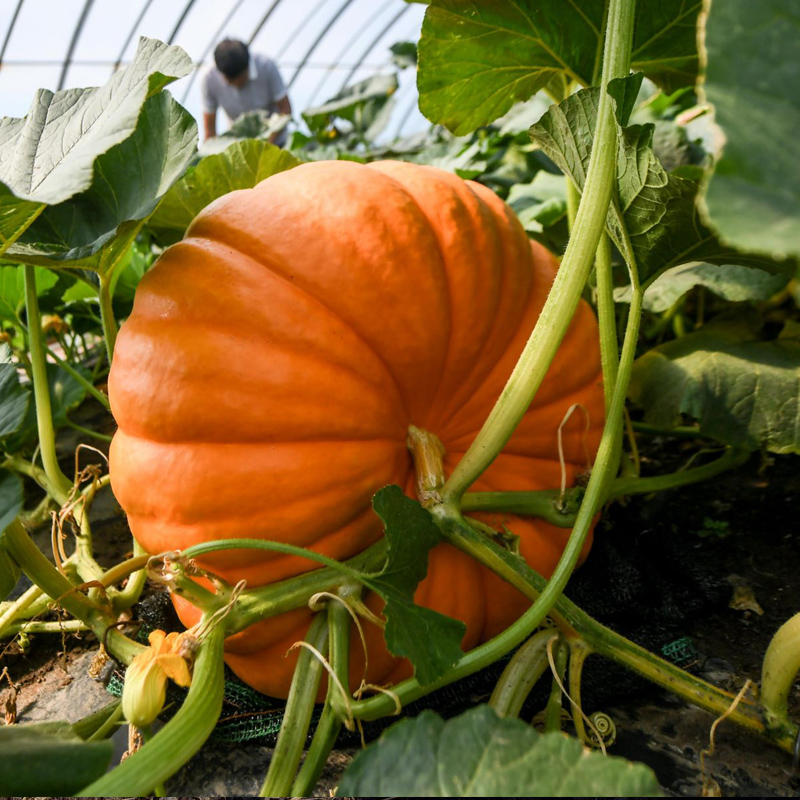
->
[0, 0, 427, 140]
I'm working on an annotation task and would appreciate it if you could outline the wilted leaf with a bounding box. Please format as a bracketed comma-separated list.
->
[303, 73, 398, 139]
[629, 316, 800, 453]
[700, 0, 800, 260]
[149, 139, 300, 246]
[339, 705, 662, 797]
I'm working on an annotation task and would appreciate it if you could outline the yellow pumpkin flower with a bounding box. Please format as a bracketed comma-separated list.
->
[121, 630, 194, 728]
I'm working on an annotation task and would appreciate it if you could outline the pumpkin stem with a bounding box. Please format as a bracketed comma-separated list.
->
[406, 425, 446, 508]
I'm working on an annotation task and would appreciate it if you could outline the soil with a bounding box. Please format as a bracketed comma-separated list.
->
[2, 404, 799, 797]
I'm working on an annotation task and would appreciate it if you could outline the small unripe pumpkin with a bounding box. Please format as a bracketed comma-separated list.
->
[109, 160, 604, 697]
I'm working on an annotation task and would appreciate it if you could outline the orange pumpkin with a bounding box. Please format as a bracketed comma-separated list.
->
[108, 160, 604, 698]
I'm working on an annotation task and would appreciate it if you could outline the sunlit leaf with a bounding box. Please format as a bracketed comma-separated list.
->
[417, 0, 700, 134]
[149, 139, 301, 246]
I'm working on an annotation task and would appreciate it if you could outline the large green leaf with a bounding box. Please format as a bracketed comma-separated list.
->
[417, 0, 700, 134]
[0, 38, 196, 266]
[10, 93, 196, 264]
[616, 262, 790, 312]
[339, 705, 662, 797]
[364, 486, 466, 686]
[629, 316, 800, 454]
[699, 0, 800, 260]
[148, 139, 301, 246]
[0, 38, 190, 205]
[529, 81, 791, 284]
[0, 721, 113, 795]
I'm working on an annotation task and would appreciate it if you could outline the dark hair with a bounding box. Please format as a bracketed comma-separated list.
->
[214, 39, 249, 80]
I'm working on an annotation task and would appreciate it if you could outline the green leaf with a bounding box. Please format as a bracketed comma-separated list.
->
[0, 469, 23, 599]
[339, 705, 662, 797]
[148, 139, 301, 246]
[0, 721, 113, 795]
[0, 343, 29, 438]
[9, 92, 197, 264]
[629, 316, 800, 453]
[365, 486, 466, 685]
[0, 37, 191, 206]
[0, 468, 23, 539]
[699, 0, 800, 260]
[529, 82, 791, 284]
[616, 262, 790, 312]
[0, 542, 20, 601]
[417, 0, 700, 135]
[8, 363, 86, 451]
[508, 171, 568, 232]
[0, 185, 43, 259]
[0, 264, 59, 324]
[0, 38, 196, 266]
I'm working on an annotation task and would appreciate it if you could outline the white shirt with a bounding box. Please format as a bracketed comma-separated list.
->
[201, 53, 287, 123]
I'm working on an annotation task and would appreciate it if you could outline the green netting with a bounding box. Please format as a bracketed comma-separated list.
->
[105, 633, 698, 745]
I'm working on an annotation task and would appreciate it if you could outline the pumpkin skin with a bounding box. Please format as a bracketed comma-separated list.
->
[108, 160, 604, 698]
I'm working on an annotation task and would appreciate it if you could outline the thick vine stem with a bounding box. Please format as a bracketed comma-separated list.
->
[440, 0, 636, 504]
[260, 613, 329, 797]
[435, 282, 644, 669]
[3, 519, 143, 664]
[342, 510, 797, 752]
[594, 232, 619, 413]
[23, 264, 73, 499]
[291, 585, 356, 796]
[463, 447, 750, 524]
[760, 612, 800, 735]
[77, 619, 226, 796]
[187, 538, 388, 634]
[489, 627, 555, 718]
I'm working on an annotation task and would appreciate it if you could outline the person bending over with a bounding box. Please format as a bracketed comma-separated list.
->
[202, 38, 292, 145]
